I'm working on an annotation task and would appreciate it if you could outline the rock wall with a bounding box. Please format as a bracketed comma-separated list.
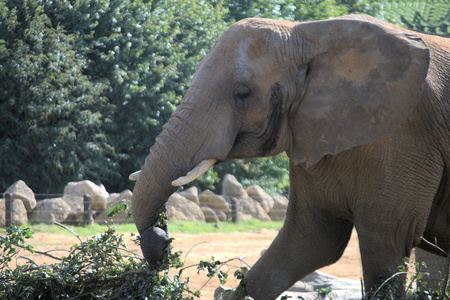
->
[1, 175, 288, 226]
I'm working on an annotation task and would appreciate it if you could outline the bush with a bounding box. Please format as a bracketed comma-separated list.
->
[0, 225, 196, 299]
[0, 223, 247, 299]
[365, 258, 450, 300]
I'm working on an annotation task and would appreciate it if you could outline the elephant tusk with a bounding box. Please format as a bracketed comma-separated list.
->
[129, 170, 141, 181]
[171, 159, 217, 186]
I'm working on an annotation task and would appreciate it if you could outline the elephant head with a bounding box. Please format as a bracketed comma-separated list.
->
[131, 15, 429, 268]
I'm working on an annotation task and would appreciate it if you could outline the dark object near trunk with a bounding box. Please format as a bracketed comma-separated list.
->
[140, 226, 168, 268]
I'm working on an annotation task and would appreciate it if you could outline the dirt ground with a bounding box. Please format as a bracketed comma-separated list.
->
[10, 229, 363, 299]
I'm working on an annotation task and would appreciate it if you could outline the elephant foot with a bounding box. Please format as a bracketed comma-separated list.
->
[140, 226, 168, 268]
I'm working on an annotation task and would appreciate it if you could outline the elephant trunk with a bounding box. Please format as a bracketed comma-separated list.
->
[131, 134, 177, 266]
[132, 111, 198, 266]
[132, 91, 233, 266]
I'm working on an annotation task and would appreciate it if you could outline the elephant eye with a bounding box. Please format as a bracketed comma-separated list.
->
[234, 85, 251, 101]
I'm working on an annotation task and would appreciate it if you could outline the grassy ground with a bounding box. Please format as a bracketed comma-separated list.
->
[2, 219, 283, 237]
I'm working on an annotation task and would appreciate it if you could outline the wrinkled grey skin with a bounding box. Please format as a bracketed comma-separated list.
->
[132, 15, 450, 299]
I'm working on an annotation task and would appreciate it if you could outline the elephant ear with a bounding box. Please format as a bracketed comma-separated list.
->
[290, 16, 429, 167]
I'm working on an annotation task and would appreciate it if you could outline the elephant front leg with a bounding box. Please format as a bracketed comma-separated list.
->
[227, 213, 353, 300]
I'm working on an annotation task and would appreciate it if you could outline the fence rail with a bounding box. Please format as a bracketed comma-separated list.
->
[5, 193, 13, 227]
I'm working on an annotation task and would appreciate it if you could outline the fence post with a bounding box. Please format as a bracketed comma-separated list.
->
[5, 193, 14, 227]
[83, 194, 93, 225]
[231, 198, 238, 223]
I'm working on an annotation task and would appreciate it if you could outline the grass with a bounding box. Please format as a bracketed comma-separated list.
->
[0, 220, 283, 236]
[169, 219, 283, 233]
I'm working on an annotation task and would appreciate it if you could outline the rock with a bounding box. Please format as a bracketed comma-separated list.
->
[269, 195, 289, 221]
[199, 189, 231, 215]
[167, 193, 205, 221]
[214, 286, 234, 299]
[107, 193, 120, 203]
[29, 198, 71, 224]
[116, 189, 133, 202]
[213, 209, 227, 222]
[96, 190, 133, 224]
[237, 212, 253, 221]
[247, 185, 274, 213]
[230, 196, 271, 221]
[280, 271, 362, 300]
[4, 180, 36, 211]
[223, 174, 247, 197]
[215, 271, 362, 300]
[61, 194, 84, 223]
[0, 198, 28, 226]
[202, 206, 220, 223]
[178, 186, 199, 205]
[167, 205, 189, 221]
[63, 180, 109, 210]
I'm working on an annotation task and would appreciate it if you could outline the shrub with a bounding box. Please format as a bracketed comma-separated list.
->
[0, 224, 200, 299]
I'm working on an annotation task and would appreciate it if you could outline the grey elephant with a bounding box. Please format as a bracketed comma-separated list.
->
[131, 14, 450, 299]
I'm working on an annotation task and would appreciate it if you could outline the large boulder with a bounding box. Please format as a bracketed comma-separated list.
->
[63, 180, 109, 210]
[4, 180, 36, 211]
[213, 209, 227, 222]
[167, 205, 189, 221]
[0, 197, 28, 226]
[222, 174, 247, 197]
[269, 195, 289, 221]
[247, 185, 274, 213]
[61, 195, 84, 224]
[107, 193, 120, 203]
[103, 189, 133, 206]
[199, 189, 231, 215]
[215, 271, 361, 300]
[167, 193, 205, 222]
[96, 190, 133, 224]
[29, 198, 71, 224]
[279, 271, 362, 299]
[178, 187, 200, 205]
[201, 206, 220, 223]
[232, 196, 271, 221]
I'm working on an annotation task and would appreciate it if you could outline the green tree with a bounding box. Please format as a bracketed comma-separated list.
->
[0, 0, 229, 193]
[222, 0, 296, 22]
[0, 1, 117, 193]
[376, 0, 449, 37]
[43, 0, 228, 192]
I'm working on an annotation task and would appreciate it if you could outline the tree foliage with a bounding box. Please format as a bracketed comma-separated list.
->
[0, 225, 201, 299]
[0, 0, 228, 193]
[0, 1, 115, 193]
[377, 0, 450, 37]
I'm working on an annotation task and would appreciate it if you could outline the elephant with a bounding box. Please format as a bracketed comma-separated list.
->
[131, 14, 450, 299]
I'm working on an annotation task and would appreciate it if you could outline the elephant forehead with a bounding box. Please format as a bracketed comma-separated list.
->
[197, 29, 279, 85]
[236, 40, 256, 78]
